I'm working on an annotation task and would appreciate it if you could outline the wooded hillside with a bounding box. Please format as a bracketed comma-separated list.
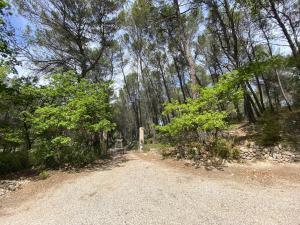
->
[1, 0, 300, 173]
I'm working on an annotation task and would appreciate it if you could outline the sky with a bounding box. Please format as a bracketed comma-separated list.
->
[7, 2, 32, 78]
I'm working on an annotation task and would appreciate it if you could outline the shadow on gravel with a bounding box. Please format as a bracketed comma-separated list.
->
[78, 153, 133, 173]
[0, 170, 39, 181]
[0, 153, 133, 182]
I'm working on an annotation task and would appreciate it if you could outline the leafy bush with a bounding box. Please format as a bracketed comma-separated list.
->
[157, 71, 244, 141]
[231, 148, 240, 160]
[29, 142, 97, 169]
[211, 138, 240, 159]
[0, 151, 29, 174]
[143, 142, 170, 152]
[59, 148, 97, 166]
[38, 170, 49, 180]
[160, 147, 176, 158]
[22, 71, 116, 170]
[257, 112, 282, 146]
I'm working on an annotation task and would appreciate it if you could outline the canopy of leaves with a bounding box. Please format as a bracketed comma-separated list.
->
[157, 55, 292, 136]
[30, 71, 115, 143]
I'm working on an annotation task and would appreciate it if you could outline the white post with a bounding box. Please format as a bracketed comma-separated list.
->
[139, 127, 144, 151]
[102, 131, 108, 155]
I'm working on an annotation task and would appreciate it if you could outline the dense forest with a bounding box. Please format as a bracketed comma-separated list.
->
[0, 0, 300, 174]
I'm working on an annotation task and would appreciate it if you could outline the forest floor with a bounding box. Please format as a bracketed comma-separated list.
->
[1, 151, 300, 225]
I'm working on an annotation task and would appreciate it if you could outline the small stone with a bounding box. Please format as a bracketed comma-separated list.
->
[8, 185, 16, 191]
[240, 146, 248, 153]
[0, 189, 5, 196]
[273, 146, 280, 153]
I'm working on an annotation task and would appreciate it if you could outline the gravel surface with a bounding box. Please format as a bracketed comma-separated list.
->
[1, 153, 300, 225]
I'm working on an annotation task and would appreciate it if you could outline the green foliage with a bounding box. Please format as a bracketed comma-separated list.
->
[256, 111, 282, 146]
[157, 56, 292, 139]
[28, 139, 57, 168]
[0, 69, 115, 173]
[143, 142, 170, 152]
[0, 0, 16, 65]
[211, 138, 240, 159]
[31, 71, 114, 134]
[27, 71, 115, 167]
[157, 70, 245, 136]
[38, 170, 49, 180]
[160, 147, 176, 158]
[0, 151, 29, 174]
[0, 66, 39, 152]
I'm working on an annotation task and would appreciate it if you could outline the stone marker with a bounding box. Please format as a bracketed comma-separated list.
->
[139, 127, 144, 151]
[101, 131, 108, 155]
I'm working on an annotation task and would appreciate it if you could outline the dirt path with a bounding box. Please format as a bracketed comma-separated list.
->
[1, 152, 300, 225]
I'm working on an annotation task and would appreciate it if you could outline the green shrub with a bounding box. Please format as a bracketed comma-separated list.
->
[143, 143, 170, 152]
[38, 170, 49, 180]
[211, 138, 239, 159]
[231, 147, 240, 160]
[186, 148, 197, 159]
[160, 147, 175, 158]
[59, 148, 97, 166]
[258, 112, 282, 146]
[0, 151, 29, 174]
[29, 140, 59, 168]
[30, 142, 98, 168]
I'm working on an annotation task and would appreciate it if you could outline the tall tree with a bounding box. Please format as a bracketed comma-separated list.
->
[16, 0, 124, 78]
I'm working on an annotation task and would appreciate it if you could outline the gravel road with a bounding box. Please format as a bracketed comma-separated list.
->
[1, 153, 300, 225]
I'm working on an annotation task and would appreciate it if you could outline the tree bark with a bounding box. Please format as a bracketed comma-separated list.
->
[275, 70, 292, 111]
[173, 0, 199, 98]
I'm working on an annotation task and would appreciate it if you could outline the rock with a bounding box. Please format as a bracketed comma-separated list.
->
[294, 156, 300, 162]
[184, 160, 193, 166]
[273, 146, 280, 153]
[194, 164, 200, 169]
[0, 189, 6, 196]
[7, 184, 16, 191]
[282, 151, 291, 156]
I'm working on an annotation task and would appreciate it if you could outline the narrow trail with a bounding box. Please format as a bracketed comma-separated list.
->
[1, 153, 300, 225]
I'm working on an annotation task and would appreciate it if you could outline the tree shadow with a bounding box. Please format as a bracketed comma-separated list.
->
[0, 153, 133, 181]
[65, 153, 133, 173]
[203, 161, 227, 171]
[0, 169, 39, 181]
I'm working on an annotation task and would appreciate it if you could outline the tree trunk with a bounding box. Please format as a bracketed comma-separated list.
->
[173, 0, 199, 98]
[269, 0, 298, 57]
[173, 56, 187, 102]
[275, 70, 292, 111]
[158, 58, 172, 104]
[261, 74, 274, 111]
[245, 81, 264, 113]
